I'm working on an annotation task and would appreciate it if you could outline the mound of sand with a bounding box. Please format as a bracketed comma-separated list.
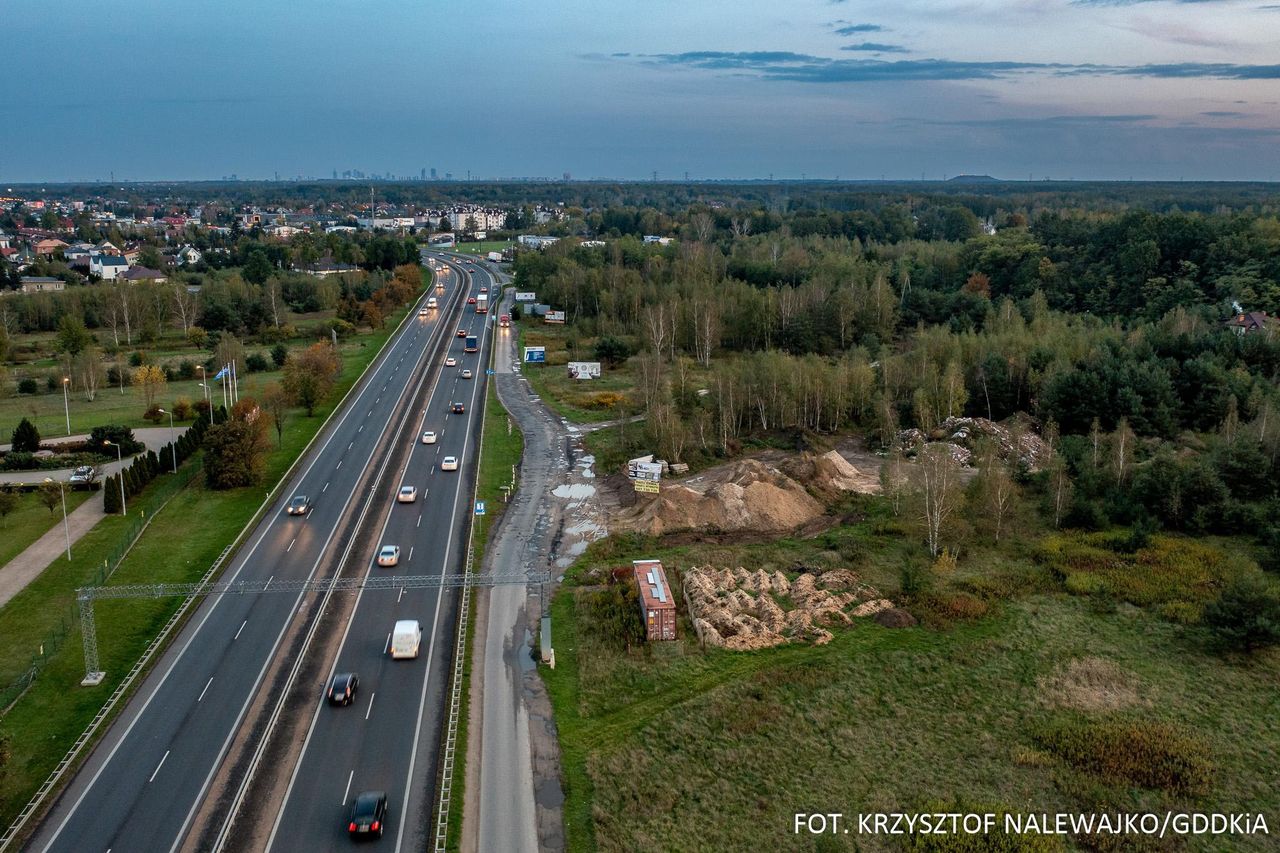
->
[685, 565, 892, 651]
[616, 451, 878, 537]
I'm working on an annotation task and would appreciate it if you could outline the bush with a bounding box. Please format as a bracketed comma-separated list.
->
[11, 418, 40, 453]
[143, 404, 165, 424]
[1032, 716, 1213, 796]
[17, 378, 38, 395]
[1202, 574, 1280, 653]
[172, 398, 194, 420]
[45, 375, 57, 392]
[176, 359, 197, 380]
[194, 398, 212, 417]
[103, 475, 120, 514]
[89, 425, 144, 456]
[106, 365, 133, 387]
[187, 326, 209, 348]
[271, 343, 289, 368]
[128, 351, 147, 367]
[246, 352, 269, 373]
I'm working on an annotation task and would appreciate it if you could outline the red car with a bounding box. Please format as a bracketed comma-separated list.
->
[456, 328, 467, 337]
[467, 297, 477, 305]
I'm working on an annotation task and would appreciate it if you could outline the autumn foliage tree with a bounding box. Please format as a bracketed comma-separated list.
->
[283, 341, 341, 416]
[133, 364, 166, 409]
[203, 398, 271, 489]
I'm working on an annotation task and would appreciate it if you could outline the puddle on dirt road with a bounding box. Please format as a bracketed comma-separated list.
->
[578, 454, 595, 478]
[551, 483, 595, 500]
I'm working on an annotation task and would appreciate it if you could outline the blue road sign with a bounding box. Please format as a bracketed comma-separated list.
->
[475, 500, 486, 516]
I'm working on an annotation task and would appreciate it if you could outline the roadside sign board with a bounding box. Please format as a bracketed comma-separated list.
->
[634, 480, 660, 494]
[514, 291, 537, 302]
[544, 310, 566, 324]
[567, 361, 601, 380]
[628, 460, 663, 482]
[523, 346, 546, 363]
[475, 501, 486, 515]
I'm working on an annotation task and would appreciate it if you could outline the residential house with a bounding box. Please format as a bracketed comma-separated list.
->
[20, 276, 66, 293]
[120, 266, 167, 284]
[1225, 311, 1275, 337]
[34, 238, 69, 256]
[175, 245, 204, 266]
[94, 240, 122, 256]
[0, 230, 9, 250]
[90, 254, 129, 280]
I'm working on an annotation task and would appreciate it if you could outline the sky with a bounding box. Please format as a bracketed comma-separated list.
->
[2, 0, 1278, 182]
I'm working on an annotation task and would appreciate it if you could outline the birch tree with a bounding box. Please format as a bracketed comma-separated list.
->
[171, 283, 197, 336]
[916, 443, 963, 557]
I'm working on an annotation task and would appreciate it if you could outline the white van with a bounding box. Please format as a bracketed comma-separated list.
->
[390, 620, 422, 659]
[427, 296, 438, 309]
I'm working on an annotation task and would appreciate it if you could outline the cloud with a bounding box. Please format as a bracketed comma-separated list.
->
[630, 50, 1280, 83]
[840, 42, 909, 53]
[833, 23, 884, 34]
[1200, 110, 1251, 116]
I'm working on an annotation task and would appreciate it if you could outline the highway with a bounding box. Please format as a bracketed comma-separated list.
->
[26, 254, 478, 853]
[264, 257, 500, 851]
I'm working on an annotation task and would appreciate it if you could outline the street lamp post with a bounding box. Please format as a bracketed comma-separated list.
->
[104, 440, 125, 515]
[197, 366, 213, 423]
[62, 376, 70, 435]
[158, 408, 176, 472]
[43, 477, 70, 561]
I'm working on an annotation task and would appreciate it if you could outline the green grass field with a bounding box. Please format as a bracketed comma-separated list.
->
[0, 290, 419, 828]
[515, 322, 636, 425]
[542, 511, 1280, 853]
[0, 489, 93, 571]
[450, 241, 514, 256]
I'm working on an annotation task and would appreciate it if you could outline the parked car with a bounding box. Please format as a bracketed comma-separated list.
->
[69, 465, 98, 485]
[441, 456, 459, 471]
[286, 495, 312, 516]
[376, 545, 400, 567]
[421, 430, 437, 444]
[397, 485, 418, 503]
[347, 790, 388, 838]
[327, 672, 359, 706]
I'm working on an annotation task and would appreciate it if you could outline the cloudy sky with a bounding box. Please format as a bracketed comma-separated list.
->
[2, 0, 1278, 181]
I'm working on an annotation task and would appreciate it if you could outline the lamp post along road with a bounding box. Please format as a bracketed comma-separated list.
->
[62, 376, 70, 435]
[44, 477, 71, 560]
[158, 408, 176, 472]
[104, 440, 125, 515]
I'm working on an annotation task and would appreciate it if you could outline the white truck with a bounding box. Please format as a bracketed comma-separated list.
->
[475, 293, 488, 314]
[486, 251, 503, 263]
[390, 620, 422, 659]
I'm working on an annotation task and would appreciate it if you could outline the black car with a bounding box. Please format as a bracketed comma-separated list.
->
[347, 790, 387, 838]
[450, 402, 465, 414]
[286, 495, 312, 516]
[328, 672, 359, 706]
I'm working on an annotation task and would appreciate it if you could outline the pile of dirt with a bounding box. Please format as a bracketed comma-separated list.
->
[617, 459, 824, 537]
[615, 452, 878, 538]
[684, 566, 893, 650]
[873, 608, 918, 628]
[898, 416, 1050, 471]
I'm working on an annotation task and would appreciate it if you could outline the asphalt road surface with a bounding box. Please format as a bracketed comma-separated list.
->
[26, 256, 475, 853]
[264, 258, 499, 852]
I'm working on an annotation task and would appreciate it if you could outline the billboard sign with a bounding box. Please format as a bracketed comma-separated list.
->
[544, 310, 566, 324]
[634, 480, 660, 494]
[514, 291, 537, 302]
[628, 460, 663, 482]
[567, 361, 601, 380]
[523, 346, 546, 363]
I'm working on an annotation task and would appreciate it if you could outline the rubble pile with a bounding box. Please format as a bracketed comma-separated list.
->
[897, 416, 1050, 470]
[684, 566, 892, 650]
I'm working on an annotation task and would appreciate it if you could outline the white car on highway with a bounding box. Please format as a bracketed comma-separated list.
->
[445, 357, 457, 367]
[376, 545, 400, 567]
[397, 485, 418, 503]
[441, 456, 459, 471]
[421, 430, 437, 444]
[461, 369, 472, 380]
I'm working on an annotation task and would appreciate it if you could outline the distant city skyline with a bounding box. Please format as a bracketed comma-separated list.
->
[2, 0, 1278, 182]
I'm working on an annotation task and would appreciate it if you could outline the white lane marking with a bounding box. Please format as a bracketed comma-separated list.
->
[234, 620, 247, 640]
[408, 546, 414, 562]
[149, 750, 170, 783]
[336, 460, 343, 469]
[348, 441, 353, 451]
[397, 587, 405, 603]
[323, 481, 329, 493]
[198, 678, 213, 702]
[359, 425, 364, 433]
[365, 693, 376, 721]
[416, 514, 421, 528]
[264, 575, 274, 591]
[384, 633, 391, 654]
[342, 770, 353, 806]
[287, 539, 295, 552]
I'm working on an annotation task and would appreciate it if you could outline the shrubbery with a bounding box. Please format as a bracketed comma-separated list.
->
[1031, 716, 1213, 796]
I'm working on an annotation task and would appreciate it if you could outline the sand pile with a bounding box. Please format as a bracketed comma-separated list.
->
[684, 566, 892, 650]
[781, 450, 881, 499]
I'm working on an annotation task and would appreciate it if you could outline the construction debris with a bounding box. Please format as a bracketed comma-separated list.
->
[683, 566, 892, 650]
[897, 416, 1050, 471]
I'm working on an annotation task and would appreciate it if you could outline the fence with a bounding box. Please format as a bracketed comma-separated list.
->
[0, 457, 202, 717]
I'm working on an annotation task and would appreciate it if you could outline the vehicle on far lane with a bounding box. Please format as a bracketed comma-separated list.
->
[456, 328, 467, 338]
[397, 485, 418, 503]
[421, 430, 437, 444]
[467, 296, 476, 305]
[327, 672, 359, 707]
[376, 545, 400, 567]
[390, 620, 422, 659]
[441, 456, 459, 471]
[347, 790, 388, 838]
[445, 357, 457, 367]
[450, 402, 466, 414]
[286, 495, 312, 516]
[461, 369, 472, 379]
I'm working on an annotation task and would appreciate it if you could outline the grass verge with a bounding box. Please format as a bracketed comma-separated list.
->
[0, 295, 419, 829]
[0, 489, 93, 571]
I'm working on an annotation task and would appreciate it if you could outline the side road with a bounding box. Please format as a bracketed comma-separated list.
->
[0, 426, 191, 610]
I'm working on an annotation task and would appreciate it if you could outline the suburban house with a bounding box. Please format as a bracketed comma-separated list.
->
[90, 254, 129, 280]
[0, 230, 10, 250]
[1224, 311, 1274, 337]
[120, 266, 167, 283]
[34, 238, 69, 256]
[20, 276, 66, 293]
[517, 235, 559, 249]
[175, 244, 204, 266]
[94, 240, 122, 256]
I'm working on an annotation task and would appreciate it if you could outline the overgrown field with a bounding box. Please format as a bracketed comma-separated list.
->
[543, 512, 1280, 852]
